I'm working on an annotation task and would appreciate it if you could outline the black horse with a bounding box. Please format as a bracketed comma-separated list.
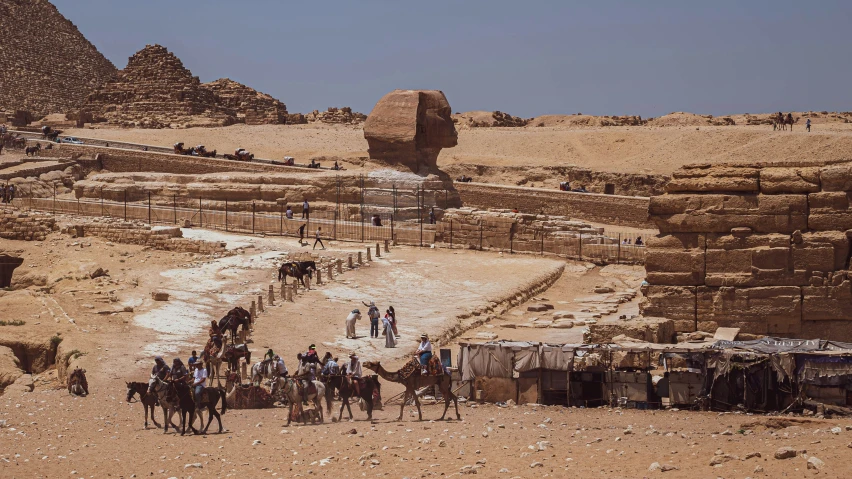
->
[173, 381, 227, 434]
[218, 306, 251, 343]
[167, 381, 199, 436]
[278, 262, 306, 286]
[323, 374, 381, 421]
[222, 343, 251, 372]
[25, 144, 41, 156]
[126, 381, 162, 429]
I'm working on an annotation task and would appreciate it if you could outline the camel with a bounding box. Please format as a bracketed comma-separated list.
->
[68, 368, 88, 396]
[271, 376, 326, 426]
[363, 359, 460, 421]
[201, 346, 224, 387]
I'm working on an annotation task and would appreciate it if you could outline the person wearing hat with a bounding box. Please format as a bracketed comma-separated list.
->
[168, 358, 190, 383]
[345, 352, 363, 396]
[303, 344, 320, 364]
[415, 334, 433, 375]
[147, 356, 171, 398]
[345, 309, 362, 339]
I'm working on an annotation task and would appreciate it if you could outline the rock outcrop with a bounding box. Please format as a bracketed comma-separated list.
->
[305, 107, 366, 125]
[0, 0, 117, 116]
[453, 110, 530, 128]
[83, 45, 233, 128]
[642, 160, 852, 340]
[363, 90, 458, 173]
[201, 78, 288, 125]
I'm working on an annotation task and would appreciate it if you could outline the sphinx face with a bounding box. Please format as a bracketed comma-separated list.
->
[417, 91, 458, 150]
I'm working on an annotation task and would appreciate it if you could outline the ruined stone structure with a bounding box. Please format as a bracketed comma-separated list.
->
[64, 219, 228, 255]
[453, 110, 530, 128]
[201, 78, 288, 125]
[305, 107, 367, 125]
[641, 161, 852, 340]
[83, 45, 232, 128]
[0, 209, 56, 241]
[0, 0, 117, 116]
[363, 90, 458, 173]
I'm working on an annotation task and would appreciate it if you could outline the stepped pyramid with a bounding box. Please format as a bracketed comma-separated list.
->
[84, 44, 234, 128]
[0, 0, 117, 116]
[202, 78, 288, 125]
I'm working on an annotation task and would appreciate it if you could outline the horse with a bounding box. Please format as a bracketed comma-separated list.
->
[271, 376, 326, 426]
[218, 306, 251, 343]
[456, 175, 473, 183]
[178, 382, 227, 434]
[25, 144, 41, 156]
[221, 343, 251, 372]
[126, 381, 162, 429]
[278, 262, 308, 287]
[173, 142, 190, 155]
[250, 359, 277, 386]
[165, 380, 199, 436]
[198, 149, 217, 158]
[46, 130, 61, 141]
[11, 137, 26, 149]
[68, 368, 88, 396]
[323, 374, 381, 421]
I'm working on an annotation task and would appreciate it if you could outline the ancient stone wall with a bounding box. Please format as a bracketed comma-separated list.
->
[201, 78, 288, 125]
[0, 208, 56, 241]
[455, 182, 653, 229]
[0, 0, 117, 116]
[66, 219, 228, 255]
[305, 107, 366, 125]
[642, 161, 852, 340]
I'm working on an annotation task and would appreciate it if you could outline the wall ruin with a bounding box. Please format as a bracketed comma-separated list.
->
[641, 161, 852, 340]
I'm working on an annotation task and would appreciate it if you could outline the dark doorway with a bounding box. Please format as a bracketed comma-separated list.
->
[604, 184, 615, 195]
[0, 255, 24, 288]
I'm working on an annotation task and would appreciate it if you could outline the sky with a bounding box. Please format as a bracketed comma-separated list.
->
[53, 0, 852, 118]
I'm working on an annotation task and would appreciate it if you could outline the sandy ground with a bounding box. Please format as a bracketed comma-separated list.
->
[62, 122, 852, 178]
[2, 224, 852, 477]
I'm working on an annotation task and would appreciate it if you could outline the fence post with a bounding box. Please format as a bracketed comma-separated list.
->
[52, 183, 56, 215]
[450, 219, 453, 249]
[101, 189, 104, 217]
[376, 242, 380, 257]
[479, 222, 483, 251]
[225, 199, 228, 232]
[540, 229, 544, 256]
[360, 173, 365, 242]
[317, 268, 323, 285]
[279, 203, 283, 236]
[198, 197, 202, 228]
[252, 202, 256, 234]
[366, 246, 371, 262]
[617, 233, 621, 264]
[327, 264, 333, 280]
[257, 294, 264, 313]
[510, 228, 513, 254]
[268, 285, 275, 305]
[579, 232, 583, 260]
[384, 239, 389, 253]
[390, 215, 394, 245]
[173, 194, 176, 225]
[418, 185, 423, 247]
[147, 192, 151, 225]
[123, 189, 127, 221]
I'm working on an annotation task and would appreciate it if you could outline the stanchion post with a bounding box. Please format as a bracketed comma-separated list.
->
[348, 255, 353, 269]
[257, 294, 264, 312]
[327, 264, 334, 280]
[317, 268, 323, 285]
[366, 247, 371, 262]
[384, 239, 389, 253]
[376, 242, 381, 257]
[337, 259, 343, 274]
[268, 285, 274, 305]
[357, 251, 362, 264]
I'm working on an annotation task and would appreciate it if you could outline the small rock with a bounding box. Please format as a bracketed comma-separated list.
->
[720, 430, 733, 436]
[831, 427, 842, 435]
[649, 462, 661, 472]
[184, 463, 202, 469]
[807, 456, 825, 470]
[744, 452, 761, 459]
[498, 468, 509, 473]
[754, 465, 764, 473]
[252, 440, 262, 446]
[660, 464, 677, 472]
[774, 447, 798, 460]
[529, 462, 543, 468]
[709, 454, 739, 466]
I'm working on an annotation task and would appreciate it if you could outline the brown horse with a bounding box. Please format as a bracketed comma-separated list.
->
[364, 359, 460, 421]
[25, 143, 41, 156]
[218, 306, 251, 343]
[221, 343, 251, 372]
[197, 148, 217, 158]
[322, 374, 381, 421]
[68, 368, 88, 396]
[125, 381, 163, 429]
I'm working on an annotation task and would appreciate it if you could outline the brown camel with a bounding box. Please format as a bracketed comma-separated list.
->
[363, 359, 460, 421]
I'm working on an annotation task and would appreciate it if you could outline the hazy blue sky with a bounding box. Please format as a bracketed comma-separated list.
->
[53, 0, 852, 117]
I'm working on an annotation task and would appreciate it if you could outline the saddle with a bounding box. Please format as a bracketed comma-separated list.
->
[297, 380, 317, 397]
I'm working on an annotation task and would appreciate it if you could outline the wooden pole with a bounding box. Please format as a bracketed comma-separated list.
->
[250, 301, 256, 321]
[268, 285, 274, 305]
[337, 259, 343, 274]
[317, 269, 323, 285]
[257, 294, 264, 312]
[327, 264, 334, 280]
[384, 239, 389, 253]
[348, 255, 354, 269]
[376, 242, 381, 257]
[366, 247, 371, 262]
[280, 282, 286, 300]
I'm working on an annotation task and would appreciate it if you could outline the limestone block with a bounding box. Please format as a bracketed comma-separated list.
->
[650, 194, 808, 234]
[667, 167, 759, 193]
[819, 164, 852, 192]
[759, 167, 821, 194]
[638, 286, 696, 324]
[696, 286, 801, 334]
[644, 234, 705, 286]
[587, 317, 675, 343]
[793, 231, 850, 272]
[802, 280, 852, 321]
[808, 192, 852, 231]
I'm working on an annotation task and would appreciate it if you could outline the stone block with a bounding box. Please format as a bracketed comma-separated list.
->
[586, 317, 675, 343]
[802, 280, 852, 321]
[696, 286, 801, 333]
[759, 167, 821, 194]
[668, 167, 759, 193]
[808, 192, 852, 230]
[644, 233, 706, 286]
[638, 286, 696, 324]
[650, 194, 808, 234]
[819, 164, 852, 192]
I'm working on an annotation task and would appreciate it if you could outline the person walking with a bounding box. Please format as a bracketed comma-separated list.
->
[302, 198, 310, 219]
[362, 301, 380, 338]
[388, 305, 399, 336]
[298, 223, 306, 245]
[313, 226, 325, 250]
[806, 118, 812, 132]
[382, 313, 397, 348]
[345, 309, 361, 338]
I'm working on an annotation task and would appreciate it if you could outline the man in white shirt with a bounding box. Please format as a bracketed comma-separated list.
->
[345, 309, 361, 338]
[302, 198, 310, 219]
[192, 362, 208, 408]
[273, 354, 288, 377]
[345, 352, 363, 396]
[416, 334, 433, 375]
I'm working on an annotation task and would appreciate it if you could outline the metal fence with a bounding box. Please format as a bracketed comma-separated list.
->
[8, 185, 645, 264]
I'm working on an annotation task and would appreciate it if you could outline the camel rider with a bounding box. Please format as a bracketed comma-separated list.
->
[416, 334, 433, 375]
[188, 350, 199, 367]
[273, 354, 288, 378]
[191, 361, 208, 408]
[264, 349, 275, 363]
[168, 358, 189, 383]
[147, 356, 171, 400]
[345, 352, 363, 396]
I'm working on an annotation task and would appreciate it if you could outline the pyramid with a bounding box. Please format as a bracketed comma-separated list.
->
[202, 78, 288, 125]
[0, 0, 117, 116]
[84, 45, 234, 128]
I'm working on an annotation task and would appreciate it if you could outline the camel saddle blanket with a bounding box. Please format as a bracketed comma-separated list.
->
[398, 357, 446, 380]
[231, 385, 274, 409]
